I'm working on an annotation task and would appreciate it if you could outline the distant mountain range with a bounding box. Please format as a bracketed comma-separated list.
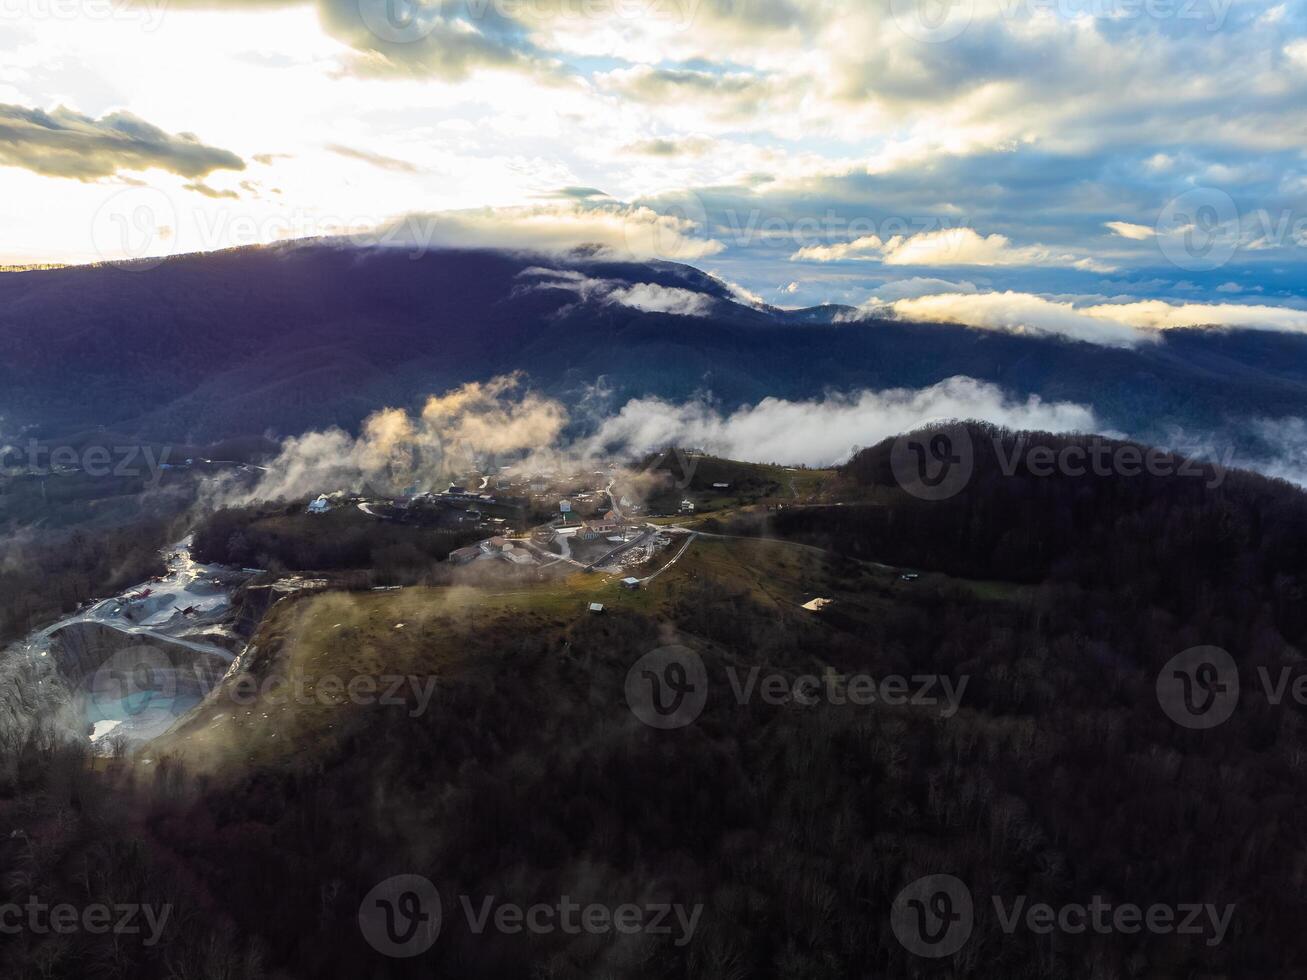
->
[4, 243, 1307, 454]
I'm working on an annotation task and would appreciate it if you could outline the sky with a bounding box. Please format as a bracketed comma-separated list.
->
[3, 0, 1307, 346]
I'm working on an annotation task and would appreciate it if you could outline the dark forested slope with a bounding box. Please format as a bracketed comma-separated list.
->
[4, 244, 1307, 447]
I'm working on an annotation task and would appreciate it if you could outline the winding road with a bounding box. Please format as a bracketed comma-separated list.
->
[19, 538, 244, 664]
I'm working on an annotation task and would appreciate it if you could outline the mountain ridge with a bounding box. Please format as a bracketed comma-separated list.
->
[3, 242, 1307, 452]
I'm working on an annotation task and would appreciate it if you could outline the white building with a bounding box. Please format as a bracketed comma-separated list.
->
[449, 546, 482, 565]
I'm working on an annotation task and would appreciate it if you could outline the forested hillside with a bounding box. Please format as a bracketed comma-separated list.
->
[6, 430, 1307, 977]
[4, 245, 1307, 448]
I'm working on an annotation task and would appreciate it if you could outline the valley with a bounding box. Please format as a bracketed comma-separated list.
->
[5, 427, 1306, 975]
[5, 4, 1306, 975]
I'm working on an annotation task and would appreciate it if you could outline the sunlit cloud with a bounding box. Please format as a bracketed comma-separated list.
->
[369, 200, 724, 261]
[583, 376, 1100, 467]
[865, 291, 1307, 348]
[0, 103, 243, 180]
[792, 227, 1114, 272]
[1105, 221, 1155, 241]
[883, 291, 1149, 347]
[3, 0, 1307, 316]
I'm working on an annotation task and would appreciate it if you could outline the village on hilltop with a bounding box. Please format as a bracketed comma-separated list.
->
[301, 459, 725, 585]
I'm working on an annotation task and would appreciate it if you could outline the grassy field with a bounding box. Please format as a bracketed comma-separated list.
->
[641, 454, 839, 516]
[154, 516, 1031, 778]
[152, 533, 895, 765]
[682, 454, 834, 497]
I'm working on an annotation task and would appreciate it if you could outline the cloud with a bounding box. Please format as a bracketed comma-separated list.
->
[582, 377, 1099, 467]
[882, 228, 1114, 272]
[19, 0, 1307, 312]
[791, 227, 1113, 272]
[208, 367, 1307, 501]
[886, 291, 1148, 347]
[518, 268, 716, 316]
[601, 67, 774, 112]
[872, 277, 978, 301]
[368, 200, 723, 261]
[544, 186, 612, 201]
[607, 282, 715, 316]
[319, 0, 544, 80]
[1239, 416, 1307, 487]
[714, 276, 766, 307]
[326, 143, 419, 173]
[1105, 221, 1155, 240]
[419, 373, 568, 453]
[225, 371, 1102, 506]
[1082, 300, 1307, 334]
[621, 137, 714, 158]
[228, 374, 568, 503]
[184, 181, 239, 199]
[870, 291, 1307, 348]
[791, 234, 884, 263]
[0, 103, 244, 181]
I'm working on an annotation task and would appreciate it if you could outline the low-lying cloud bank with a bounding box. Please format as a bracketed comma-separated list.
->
[228, 374, 567, 504]
[368, 201, 722, 263]
[1240, 417, 1307, 488]
[856, 290, 1307, 348]
[582, 378, 1100, 467]
[207, 372, 1307, 508]
[883, 291, 1146, 347]
[517, 267, 716, 316]
[217, 374, 1102, 506]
